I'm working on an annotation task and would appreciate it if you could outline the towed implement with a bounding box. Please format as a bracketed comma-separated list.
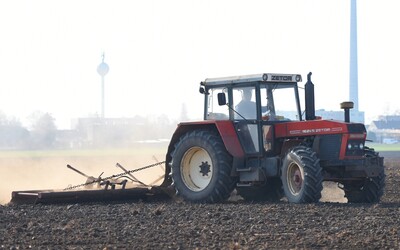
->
[11, 162, 174, 204]
[11, 72, 385, 204]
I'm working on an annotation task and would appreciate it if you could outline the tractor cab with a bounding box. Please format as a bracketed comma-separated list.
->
[199, 73, 304, 155]
[200, 73, 303, 122]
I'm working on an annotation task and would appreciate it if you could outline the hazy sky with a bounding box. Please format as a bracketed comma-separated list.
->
[0, 0, 399, 129]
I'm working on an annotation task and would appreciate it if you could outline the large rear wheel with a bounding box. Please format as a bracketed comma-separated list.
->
[171, 130, 236, 203]
[281, 146, 323, 203]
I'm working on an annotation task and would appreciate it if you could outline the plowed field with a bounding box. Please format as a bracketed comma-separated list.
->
[0, 152, 399, 249]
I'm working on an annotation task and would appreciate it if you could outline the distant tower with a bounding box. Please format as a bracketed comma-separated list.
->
[350, 0, 359, 111]
[316, 0, 364, 123]
[97, 53, 109, 118]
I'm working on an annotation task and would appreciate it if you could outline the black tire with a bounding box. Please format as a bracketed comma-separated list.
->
[236, 178, 284, 202]
[344, 149, 385, 203]
[281, 146, 323, 203]
[171, 130, 237, 203]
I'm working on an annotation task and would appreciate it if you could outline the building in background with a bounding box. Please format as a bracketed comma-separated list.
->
[367, 116, 400, 143]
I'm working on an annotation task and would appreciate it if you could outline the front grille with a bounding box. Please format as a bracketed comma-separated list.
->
[316, 134, 341, 161]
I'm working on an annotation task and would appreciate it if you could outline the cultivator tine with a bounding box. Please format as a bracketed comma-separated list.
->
[148, 157, 166, 186]
[100, 179, 128, 190]
[153, 156, 165, 171]
[116, 163, 147, 186]
[67, 164, 90, 178]
[116, 163, 137, 180]
[149, 175, 165, 186]
[67, 164, 102, 188]
[152, 155, 159, 162]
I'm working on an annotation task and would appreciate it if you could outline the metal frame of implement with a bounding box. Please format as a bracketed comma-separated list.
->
[11, 162, 172, 204]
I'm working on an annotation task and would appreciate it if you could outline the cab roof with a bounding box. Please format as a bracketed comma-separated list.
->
[201, 73, 302, 87]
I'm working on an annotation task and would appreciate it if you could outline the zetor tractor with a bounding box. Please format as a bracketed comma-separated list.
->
[164, 72, 385, 203]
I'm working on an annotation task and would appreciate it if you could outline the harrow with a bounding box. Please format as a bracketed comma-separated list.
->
[11, 161, 174, 204]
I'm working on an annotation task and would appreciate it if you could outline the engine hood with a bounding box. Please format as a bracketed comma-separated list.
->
[274, 119, 366, 138]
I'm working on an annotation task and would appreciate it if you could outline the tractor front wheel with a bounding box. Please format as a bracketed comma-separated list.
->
[171, 130, 236, 203]
[343, 171, 385, 203]
[343, 148, 385, 203]
[281, 146, 323, 203]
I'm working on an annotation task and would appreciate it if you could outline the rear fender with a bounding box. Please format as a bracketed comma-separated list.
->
[164, 121, 244, 182]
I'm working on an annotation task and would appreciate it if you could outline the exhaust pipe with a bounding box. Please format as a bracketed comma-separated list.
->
[340, 101, 354, 122]
[305, 72, 316, 120]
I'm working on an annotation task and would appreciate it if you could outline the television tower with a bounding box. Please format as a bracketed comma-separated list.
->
[97, 53, 109, 118]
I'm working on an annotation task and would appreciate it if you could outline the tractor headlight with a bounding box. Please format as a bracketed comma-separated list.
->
[346, 140, 365, 156]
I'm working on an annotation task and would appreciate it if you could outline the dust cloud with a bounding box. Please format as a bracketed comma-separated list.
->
[320, 181, 347, 203]
[0, 149, 166, 205]
[1, 147, 348, 204]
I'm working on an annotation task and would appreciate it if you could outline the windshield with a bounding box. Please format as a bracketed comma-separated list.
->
[260, 83, 301, 121]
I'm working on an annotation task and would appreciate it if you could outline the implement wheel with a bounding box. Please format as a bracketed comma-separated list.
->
[171, 130, 236, 203]
[281, 146, 323, 203]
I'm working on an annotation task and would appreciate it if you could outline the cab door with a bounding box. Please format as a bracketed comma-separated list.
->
[235, 121, 260, 155]
[231, 86, 263, 155]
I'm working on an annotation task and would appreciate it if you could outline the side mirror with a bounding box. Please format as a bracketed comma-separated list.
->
[217, 93, 227, 106]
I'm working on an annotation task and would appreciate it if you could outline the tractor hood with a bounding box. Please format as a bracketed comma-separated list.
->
[274, 119, 366, 139]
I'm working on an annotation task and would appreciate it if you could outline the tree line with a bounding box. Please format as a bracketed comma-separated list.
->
[0, 111, 180, 150]
[0, 111, 57, 150]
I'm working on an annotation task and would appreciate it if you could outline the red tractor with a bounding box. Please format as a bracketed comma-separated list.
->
[163, 72, 385, 203]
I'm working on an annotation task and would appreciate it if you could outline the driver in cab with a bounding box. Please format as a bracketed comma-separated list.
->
[235, 88, 271, 120]
[235, 88, 257, 119]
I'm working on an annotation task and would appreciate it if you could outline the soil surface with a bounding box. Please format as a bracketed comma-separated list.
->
[1, 153, 399, 249]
